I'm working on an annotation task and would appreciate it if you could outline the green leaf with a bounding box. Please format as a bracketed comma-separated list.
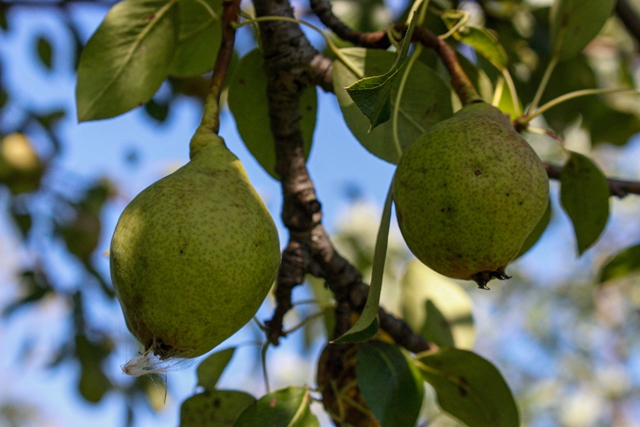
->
[34, 109, 66, 128]
[179, 390, 256, 427]
[334, 183, 394, 343]
[455, 52, 493, 103]
[459, 27, 508, 70]
[587, 104, 640, 147]
[419, 49, 493, 104]
[534, 55, 598, 134]
[334, 48, 453, 164]
[144, 97, 170, 122]
[78, 362, 113, 404]
[2, 270, 53, 318]
[356, 341, 424, 427]
[0, 88, 7, 111]
[345, 13, 417, 130]
[417, 348, 520, 427]
[169, 0, 222, 77]
[10, 210, 32, 238]
[334, 317, 380, 344]
[422, 300, 455, 348]
[441, 15, 507, 70]
[559, 151, 610, 255]
[233, 387, 319, 427]
[36, 36, 53, 70]
[400, 260, 475, 349]
[550, 0, 616, 61]
[515, 197, 552, 258]
[598, 243, 640, 284]
[0, 4, 7, 31]
[76, 0, 179, 121]
[196, 347, 235, 392]
[346, 76, 395, 131]
[228, 49, 316, 179]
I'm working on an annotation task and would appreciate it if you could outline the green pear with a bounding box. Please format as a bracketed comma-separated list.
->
[110, 129, 280, 361]
[393, 102, 549, 289]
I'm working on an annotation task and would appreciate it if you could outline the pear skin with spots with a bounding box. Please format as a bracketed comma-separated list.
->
[393, 102, 549, 288]
[110, 130, 280, 359]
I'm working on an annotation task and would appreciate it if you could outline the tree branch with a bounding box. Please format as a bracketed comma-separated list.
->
[309, 0, 390, 48]
[545, 163, 640, 198]
[616, 0, 640, 46]
[253, 0, 431, 353]
[309, 0, 479, 104]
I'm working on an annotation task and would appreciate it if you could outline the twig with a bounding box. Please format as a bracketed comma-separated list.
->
[309, 0, 390, 48]
[253, 0, 432, 353]
[544, 163, 640, 198]
[616, 0, 640, 47]
[309, 0, 480, 104]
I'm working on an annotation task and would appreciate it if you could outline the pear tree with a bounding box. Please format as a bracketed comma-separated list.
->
[3, 0, 640, 426]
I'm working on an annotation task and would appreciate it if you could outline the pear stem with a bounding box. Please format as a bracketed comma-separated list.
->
[502, 68, 521, 117]
[419, 34, 481, 105]
[198, 0, 241, 137]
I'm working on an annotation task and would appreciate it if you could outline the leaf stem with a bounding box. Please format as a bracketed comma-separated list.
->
[439, 10, 470, 40]
[283, 308, 332, 334]
[526, 55, 558, 116]
[502, 68, 521, 117]
[387, 7, 422, 152]
[519, 87, 640, 125]
[194, 0, 219, 21]
[393, 44, 422, 159]
[235, 16, 364, 79]
[333, 180, 394, 343]
[261, 342, 271, 394]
